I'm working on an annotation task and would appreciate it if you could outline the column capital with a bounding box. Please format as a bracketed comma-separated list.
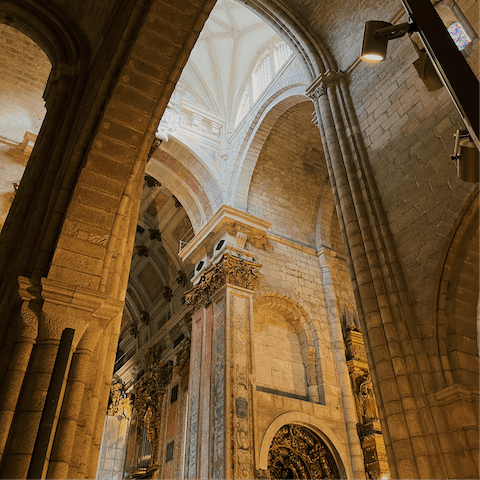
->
[179, 205, 270, 284]
[17, 275, 124, 342]
[185, 253, 261, 313]
[306, 70, 346, 100]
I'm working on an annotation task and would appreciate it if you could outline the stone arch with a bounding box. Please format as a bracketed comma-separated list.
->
[239, 0, 334, 79]
[434, 190, 479, 388]
[146, 156, 209, 235]
[258, 412, 349, 479]
[254, 292, 325, 403]
[159, 136, 224, 212]
[231, 89, 311, 210]
[0, 0, 87, 68]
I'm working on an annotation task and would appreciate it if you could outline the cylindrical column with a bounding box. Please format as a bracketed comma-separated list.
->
[0, 300, 39, 463]
[46, 327, 99, 478]
[318, 248, 366, 479]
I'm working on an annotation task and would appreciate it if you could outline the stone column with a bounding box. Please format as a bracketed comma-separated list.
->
[0, 277, 123, 479]
[318, 248, 366, 480]
[185, 253, 261, 480]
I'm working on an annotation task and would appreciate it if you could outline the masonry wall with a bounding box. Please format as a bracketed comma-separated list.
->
[349, 23, 477, 329]
[247, 101, 328, 247]
[0, 24, 50, 227]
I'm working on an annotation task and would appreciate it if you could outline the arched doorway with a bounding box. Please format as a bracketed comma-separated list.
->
[266, 424, 340, 479]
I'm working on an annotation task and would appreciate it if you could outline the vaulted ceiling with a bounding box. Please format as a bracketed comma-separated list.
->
[177, 0, 281, 123]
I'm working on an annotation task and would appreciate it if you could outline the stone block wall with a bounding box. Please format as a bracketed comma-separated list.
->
[0, 24, 50, 227]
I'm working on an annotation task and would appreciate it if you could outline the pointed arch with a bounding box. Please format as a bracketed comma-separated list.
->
[434, 190, 479, 388]
[230, 87, 310, 209]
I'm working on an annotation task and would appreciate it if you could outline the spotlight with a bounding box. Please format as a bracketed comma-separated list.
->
[451, 129, 479, 183]
[412, 47, 443, 91]
[360, 20, 414, 62]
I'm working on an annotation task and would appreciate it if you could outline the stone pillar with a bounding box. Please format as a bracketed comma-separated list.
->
[318, 247, 366, 479]
[179, 206, 270, 480]
[0, 277, 123, 479]
[185, 253, 260, 480]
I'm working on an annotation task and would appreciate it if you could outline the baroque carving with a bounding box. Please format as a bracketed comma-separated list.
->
[345, 327, 389, 479]
[267, 425, 340, 479]
[185, 253, 260, 312]
[134, 359, 173, 448]
[172, 195, 182, 208]
[108, 376, 133, 418]
[175, 336, 191, 376]
[176, 270, 187, 287]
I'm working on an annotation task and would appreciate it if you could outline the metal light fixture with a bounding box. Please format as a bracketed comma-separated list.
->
[412, 47, 443, 91]
[451, 130, 479, 183]
[360, 20, 414, 62]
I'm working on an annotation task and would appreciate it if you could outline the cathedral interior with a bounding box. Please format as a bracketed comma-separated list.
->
[0, 0, 478, 479]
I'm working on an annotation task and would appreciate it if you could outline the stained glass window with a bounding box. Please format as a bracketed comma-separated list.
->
[447, 21, 470, 50]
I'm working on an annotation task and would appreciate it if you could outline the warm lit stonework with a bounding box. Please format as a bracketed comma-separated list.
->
[0, 0, 478, 479]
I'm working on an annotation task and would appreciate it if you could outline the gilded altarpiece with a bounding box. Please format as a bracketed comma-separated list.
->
[185, 254, 259, 479]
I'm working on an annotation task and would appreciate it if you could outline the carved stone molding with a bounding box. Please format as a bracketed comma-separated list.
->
[185, 253, 261, 312]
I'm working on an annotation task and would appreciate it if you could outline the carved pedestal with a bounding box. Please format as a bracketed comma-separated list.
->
[185, 254, 260, 479]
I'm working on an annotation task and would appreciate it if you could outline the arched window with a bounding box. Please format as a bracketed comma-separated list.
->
[234, 41, 293, 128]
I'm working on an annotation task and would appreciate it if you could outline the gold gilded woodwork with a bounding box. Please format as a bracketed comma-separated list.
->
[108, 377, 133, 418]
[134, 359, 173, 449]
[265, 424, 340, 479]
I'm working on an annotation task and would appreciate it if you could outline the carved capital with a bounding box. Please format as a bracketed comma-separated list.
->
[185, 253, 261, 312]
[306, 70, 345, 100]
